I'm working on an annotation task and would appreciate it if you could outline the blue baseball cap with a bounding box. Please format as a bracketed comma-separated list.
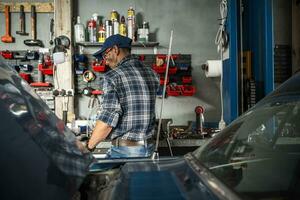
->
[93, 34, 132, 59]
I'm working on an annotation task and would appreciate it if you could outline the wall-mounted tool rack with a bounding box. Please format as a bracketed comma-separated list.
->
[0, 2, 54, 13]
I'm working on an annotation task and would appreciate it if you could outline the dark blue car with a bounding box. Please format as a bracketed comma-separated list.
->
[1, 56, 300, 200]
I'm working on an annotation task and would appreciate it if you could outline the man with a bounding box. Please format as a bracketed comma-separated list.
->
[87, 34, 159, 158]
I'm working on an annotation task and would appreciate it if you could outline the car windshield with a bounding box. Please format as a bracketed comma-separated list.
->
[193, 95, 300, 199]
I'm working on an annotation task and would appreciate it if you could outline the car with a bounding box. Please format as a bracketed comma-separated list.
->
[1, 56, 300, 200]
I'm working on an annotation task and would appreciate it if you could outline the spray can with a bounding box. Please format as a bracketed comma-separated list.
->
[110, 10, 118, 21]
[127, 6, 135, 41]
[119, 16, 127, 36]
[74, 16, 85, 42]
[111, 10, 119, 35]
[105, 20, 112, 39]
[98, 24, 106, 43]
[88, 18, 97, 42]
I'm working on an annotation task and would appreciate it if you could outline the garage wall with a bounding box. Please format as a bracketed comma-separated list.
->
[0, 0, 222, 126]
[0, 0, 54, 50]
[273, 0, 292, 46]
[292, 0, 300, 73]
[76, 0, 221, 125]
[273, 0, 300, 74]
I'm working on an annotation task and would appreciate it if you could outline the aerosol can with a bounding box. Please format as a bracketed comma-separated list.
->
[111, 10, 119, 35]
[127, 6, 135, 41]
[88, 18, 97, 42]
[119, 16, 127, 36]
[74, 16, 85, 42]
[105, 20, 112, 38]
[98, 24, 106, 43]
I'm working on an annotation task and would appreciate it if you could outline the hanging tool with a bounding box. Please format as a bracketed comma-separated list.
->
[24, 5, 44, 47]
[16, 5, 29, 36]
[1, 5, 14, 43]
[49, 18, 54, 45]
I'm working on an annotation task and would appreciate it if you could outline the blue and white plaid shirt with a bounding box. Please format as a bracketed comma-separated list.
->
[97, 55, 159, 141]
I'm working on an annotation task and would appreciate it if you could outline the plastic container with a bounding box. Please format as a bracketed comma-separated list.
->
[92, 60, 106, 72]
[168, 67, 177, 75]
[152, 64, 166, 74]
[159, 76, 169, 85]
[167, 85, 181, 96]
[182, 76, 192, 84]
[181, 85, 196, 96]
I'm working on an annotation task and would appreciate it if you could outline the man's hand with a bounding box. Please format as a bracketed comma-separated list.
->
[86, 140, 96, 152]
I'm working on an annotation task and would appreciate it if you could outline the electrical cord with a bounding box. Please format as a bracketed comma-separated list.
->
[215, 0, 228, 130]
[215, 0, 229, 53]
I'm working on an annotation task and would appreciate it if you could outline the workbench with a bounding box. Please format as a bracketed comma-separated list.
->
[92, 138, 210, 157]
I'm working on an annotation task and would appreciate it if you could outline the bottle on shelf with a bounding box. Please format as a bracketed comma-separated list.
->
[111, 9, 119, 35]
[138, 21, 149, 42]
[127, 6, 136, 41]
[119, 15, 127, 37]
[105, 20, 112, 39]
[74, 16, 86, 42]
[88, 15, 97, 42]
[98, 24, 106, 43]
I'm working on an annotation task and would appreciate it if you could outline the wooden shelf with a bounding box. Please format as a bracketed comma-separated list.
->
[76, 41, 159, 48]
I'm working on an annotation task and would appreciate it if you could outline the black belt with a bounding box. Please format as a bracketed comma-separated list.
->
[111, 138, 153, 147]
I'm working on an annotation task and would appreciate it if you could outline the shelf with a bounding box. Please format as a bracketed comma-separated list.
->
[76, 41, 159, 48]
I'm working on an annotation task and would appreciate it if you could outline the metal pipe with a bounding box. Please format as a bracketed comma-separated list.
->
[152, 30, 174, 160]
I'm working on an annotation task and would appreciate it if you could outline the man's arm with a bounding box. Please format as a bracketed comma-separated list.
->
[87, 120, 112, 149]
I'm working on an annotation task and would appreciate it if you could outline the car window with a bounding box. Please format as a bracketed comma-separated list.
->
[194, 96, 300, 199]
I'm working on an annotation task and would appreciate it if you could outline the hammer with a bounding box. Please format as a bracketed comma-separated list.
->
[16, 5, 29, 36]
[1, 5, 14, 43]
[24, 5, 43, 47]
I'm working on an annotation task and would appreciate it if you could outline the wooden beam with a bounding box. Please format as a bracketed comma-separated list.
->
[54, 0, 75, 122]
[0, 2, 54, 13]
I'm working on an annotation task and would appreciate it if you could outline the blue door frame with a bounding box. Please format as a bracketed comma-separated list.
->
[223, 0, 274, 124]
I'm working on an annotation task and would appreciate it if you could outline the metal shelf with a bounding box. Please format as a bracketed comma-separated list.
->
[76, 41, 159, 48]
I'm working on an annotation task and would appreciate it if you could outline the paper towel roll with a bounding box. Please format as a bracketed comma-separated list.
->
[53, 52, 65, 64]
[203, 60, 222, 77]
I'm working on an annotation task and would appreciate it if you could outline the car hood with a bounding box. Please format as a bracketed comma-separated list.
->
[89, 155, 240, 200]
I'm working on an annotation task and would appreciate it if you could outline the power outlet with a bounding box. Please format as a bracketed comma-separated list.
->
[66, 89, 74, 96]
[52, 89, 74, 97]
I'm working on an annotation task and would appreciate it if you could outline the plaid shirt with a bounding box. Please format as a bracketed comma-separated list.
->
[98, 55, 159, 141]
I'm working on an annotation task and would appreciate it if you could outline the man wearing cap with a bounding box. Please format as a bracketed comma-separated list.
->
[87, 34, 159, 158]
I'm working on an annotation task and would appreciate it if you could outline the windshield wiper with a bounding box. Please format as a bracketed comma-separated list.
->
[209, 158, 271, 170]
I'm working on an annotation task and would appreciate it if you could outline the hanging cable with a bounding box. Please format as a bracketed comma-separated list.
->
[215, 0, 229, 53]
[215, 0, 228, 130]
